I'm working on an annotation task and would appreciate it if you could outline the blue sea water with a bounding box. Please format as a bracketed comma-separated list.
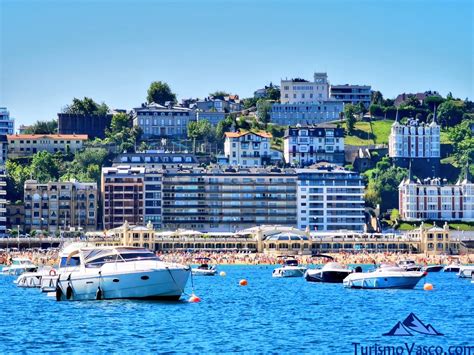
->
[0, 265, 473, 354]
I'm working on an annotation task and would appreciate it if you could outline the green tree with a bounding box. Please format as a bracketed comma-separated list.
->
[438, 100, 466, 127]
[63, 97, 109, 115]
[6, 160, 32, 201]
[147, 81, 177, 105]
[424, 95, 445, 112]
[256, 99, 272, 126]
[365, 165, 408, 212]
[209, 91, 230, 98]
[216, 116, 235, 142]
[371, 91, 384, 105]
[266, 86, 280, 101]
[105, 113, 140, 152]
[344, 104, 357, 134]
[31, 151, 60, 182]
[23, 120, 58, 134]
[187, 120, 214, 153]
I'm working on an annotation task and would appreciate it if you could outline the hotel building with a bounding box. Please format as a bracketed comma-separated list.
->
[223, 131, 274, 167]
[102, 166, 145, 230]
[388, 115, 440, 174]
[23, 180, 98, 232]
[280, 73, 329, 103]
[7, 134, 88, 158]
[330, 84, 372, 108]
[296, 165, 365, 232]
[132, 103, 196, 138]
[399, 174, 474, 222]
[284, 124, 345, 166]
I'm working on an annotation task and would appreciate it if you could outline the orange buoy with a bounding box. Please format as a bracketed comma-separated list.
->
[423, 283, 434, 291]
[239, 279, 248, 286]
[188, 294, 201, 303]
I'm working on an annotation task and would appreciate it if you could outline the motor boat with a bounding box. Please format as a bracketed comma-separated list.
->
[422, 264, 444, 272]
[192, 258, 217, 276]
[343, 264, 426, 289]
[54, 245, 190, 301]
[304, 262, 355, 283]
[397, 260, 422, 271]
[2, 258, 38, 276]
[457, 266, 474, 279]
[444, 262, 461, 272]
[272, 258, 307, 278]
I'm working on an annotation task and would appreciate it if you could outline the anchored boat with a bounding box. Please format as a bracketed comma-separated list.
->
[2, 258, 37, 276]
[272, 257, 307, 278]
[343, 264, 426, 289]
[192, 258, 217, 276]
[54, 245, 190, 301]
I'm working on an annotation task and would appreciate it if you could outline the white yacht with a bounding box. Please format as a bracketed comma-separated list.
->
[192, 258, 217, 276]
[54, 245, 190, 301]
[2, 258, 38, 276]
[305, 262, 354, 283]
[397, 260, 422, 271]
[458, 266, 474, 279]
[343, 264, 426, 289]
[16, 268, 55, 288]
[272, 258, 307, 278]
[444, 262, 461, 273]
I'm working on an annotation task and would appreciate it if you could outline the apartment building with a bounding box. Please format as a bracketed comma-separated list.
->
[330, 84, 372, 108]
[132, 103, 196, 138]
[143, 170, 163, 230]
[23, 180, 98, 232]
[7, 134, 88, 158]
[284, 124, 345, 166]
[102, 166, 145, 230]
[0, 107, 15, 135]
[296, 165, 365, 232]
[224, 131, 275, 167]
[161, 167, 298, 232]
[270, 101, 343, 126]
[399, 174, 474, 221]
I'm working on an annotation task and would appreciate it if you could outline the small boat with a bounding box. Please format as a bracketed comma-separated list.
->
[422, 265, 444, 273]
[272, 257, 307, 278]
[55, 245, 190, 301]
[2, 258, 38, 276]
[305, 262, 354, 283]
[192, 258, 217, 276]
[397, 260, 422, 271]
[15, 268, 55, 288]
[343, 264, 426, 289]
[444, 262, 461, 272]
[457, 266, 474, 279]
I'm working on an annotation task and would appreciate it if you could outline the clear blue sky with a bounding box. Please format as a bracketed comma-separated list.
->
[1, 0, 473, 126]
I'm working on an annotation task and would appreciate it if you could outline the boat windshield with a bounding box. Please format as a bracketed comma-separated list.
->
[284, 259, 298, 266]
[85, 248, 159, 268]
[60, 256, 81, 268]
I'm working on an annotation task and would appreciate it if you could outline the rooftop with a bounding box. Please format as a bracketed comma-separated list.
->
[7, 134, 88, 140]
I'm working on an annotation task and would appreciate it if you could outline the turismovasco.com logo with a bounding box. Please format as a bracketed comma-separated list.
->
[383, 313, 443, 336]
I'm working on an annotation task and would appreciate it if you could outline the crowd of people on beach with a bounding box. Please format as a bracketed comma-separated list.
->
[1, 249, 472, 267]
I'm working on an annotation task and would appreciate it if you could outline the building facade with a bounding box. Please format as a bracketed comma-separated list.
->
[399, 175, 474, 221]
[284, 124, 345, 166]
[330, 84, 371, 108]
[296, 166, 365, 232]
[161, 167, 298, 232]
[113, 151, 198, 168]
[7, 134, 88, 158]
[58, 113, 113, 139]
[102, 166, 145, 230]
[132, 103, 196, 138]
[270, 101, 344, 126]
[0, 108, 14, 135]
[224, 131, 274, 167]
[24, 180, 98, 232]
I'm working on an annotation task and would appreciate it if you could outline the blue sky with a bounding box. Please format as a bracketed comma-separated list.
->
[1, 0, 473, 126]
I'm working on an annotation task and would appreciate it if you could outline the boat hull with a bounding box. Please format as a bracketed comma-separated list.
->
[343, 275, 424, 289]
[423, 265, 444, 272]
[192, 268, 217, 276]
[56, 267, 190, 301]
[458, 266, 474, 278]
[305, 269, 351, 283]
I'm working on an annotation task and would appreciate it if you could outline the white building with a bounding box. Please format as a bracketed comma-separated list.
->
[0, 107, 15, 135]
[7, 134, 88, 158]
[284, 124, 345, 166]
[389, 116, 440, 160]
[272, 73, 343, 125]
[132, 103, 196, 138]
[297, 165, 366, 232]
[224, 131, 276, 167]
[330, 84, 372, 108]
[281, 73, 329, 104]
[399, 174, 474, 221]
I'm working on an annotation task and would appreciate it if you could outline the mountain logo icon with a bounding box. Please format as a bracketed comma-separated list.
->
[383, 313, 444, 336]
